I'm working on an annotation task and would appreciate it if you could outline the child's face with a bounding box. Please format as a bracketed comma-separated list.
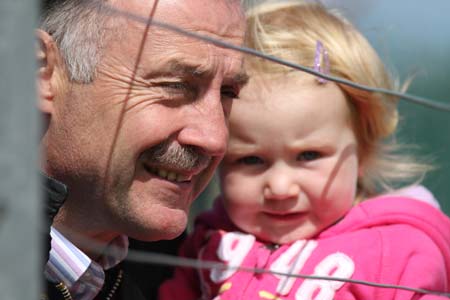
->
[219, 73, 359, 244]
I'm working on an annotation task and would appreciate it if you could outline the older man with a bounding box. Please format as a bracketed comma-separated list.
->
[38, 0, 247, 299]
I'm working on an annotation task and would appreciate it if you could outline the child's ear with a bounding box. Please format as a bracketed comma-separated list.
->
[36, 29, 63, 116]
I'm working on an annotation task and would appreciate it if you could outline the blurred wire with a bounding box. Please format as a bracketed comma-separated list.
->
[42, 3, 450, 300]
[97, 3, 450, 298]
[103, 4, 450, 112]
[64, 224, 450, 298]
[127, 249, 450, 298]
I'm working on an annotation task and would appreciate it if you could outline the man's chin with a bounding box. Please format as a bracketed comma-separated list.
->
[128, 212, 188, 241]
[130, 227, 186, 242]
[159, 214, 189, 240]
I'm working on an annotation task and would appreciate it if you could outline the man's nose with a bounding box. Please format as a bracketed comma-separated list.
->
[263, 164, 300, 201]
[177, 91, 228, 158]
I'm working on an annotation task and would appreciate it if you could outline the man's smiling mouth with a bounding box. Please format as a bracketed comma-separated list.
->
[143, 165, 195, 183]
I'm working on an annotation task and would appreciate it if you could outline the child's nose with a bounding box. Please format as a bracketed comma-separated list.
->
[263, 166, 300, 200]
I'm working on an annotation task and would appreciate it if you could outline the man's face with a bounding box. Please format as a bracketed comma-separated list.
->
[46, 0, 246, 241]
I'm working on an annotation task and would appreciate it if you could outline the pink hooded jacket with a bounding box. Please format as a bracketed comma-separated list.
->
[159, 194, 450, 300]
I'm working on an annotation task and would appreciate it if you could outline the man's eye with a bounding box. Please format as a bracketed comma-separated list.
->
[160, 82, 197, 99]
[297, 151, 321, 162]
[237, 156, 264, 165]
[220, 85, 240, 99]
[160, 81, 187, 90]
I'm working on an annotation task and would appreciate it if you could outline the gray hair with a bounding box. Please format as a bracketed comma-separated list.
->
[40, 0, 114, 83]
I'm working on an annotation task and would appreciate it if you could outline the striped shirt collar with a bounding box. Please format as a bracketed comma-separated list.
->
[45, 227, 129, 300]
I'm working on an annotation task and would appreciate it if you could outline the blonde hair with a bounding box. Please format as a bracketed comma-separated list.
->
[245, 0, 431, 199]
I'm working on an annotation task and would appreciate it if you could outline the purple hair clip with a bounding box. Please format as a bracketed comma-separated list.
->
[314, 40, 330, 84]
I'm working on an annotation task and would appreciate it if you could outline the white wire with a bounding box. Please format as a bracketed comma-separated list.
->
[126, 249, 450, 298]
[103, 4, 450, 113]
[95, 4, 450, 297]
[54, 223, 450, 298]
[45, 3, 450, 299]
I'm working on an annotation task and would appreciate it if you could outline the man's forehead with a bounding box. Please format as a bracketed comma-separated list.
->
[160, 0, 245, 36]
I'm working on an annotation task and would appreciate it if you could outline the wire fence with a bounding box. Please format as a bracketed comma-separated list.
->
[96, 3, 450, 298]
[1, 1, 449, 299]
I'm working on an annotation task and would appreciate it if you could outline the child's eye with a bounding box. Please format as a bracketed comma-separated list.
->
[237, 156, 264, 165]
[297, 151, 321, 162]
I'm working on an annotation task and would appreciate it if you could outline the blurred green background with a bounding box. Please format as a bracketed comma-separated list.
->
[190, 0, 450, 227]
[343, 0, 450, 216]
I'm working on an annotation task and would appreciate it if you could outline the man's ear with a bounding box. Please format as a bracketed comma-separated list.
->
[36, 29, 64, 116]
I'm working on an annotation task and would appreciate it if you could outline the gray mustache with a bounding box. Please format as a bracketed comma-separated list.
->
[144, 141, 211, 170]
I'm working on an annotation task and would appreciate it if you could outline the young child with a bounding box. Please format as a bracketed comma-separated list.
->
[159, 2, 450, 299]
